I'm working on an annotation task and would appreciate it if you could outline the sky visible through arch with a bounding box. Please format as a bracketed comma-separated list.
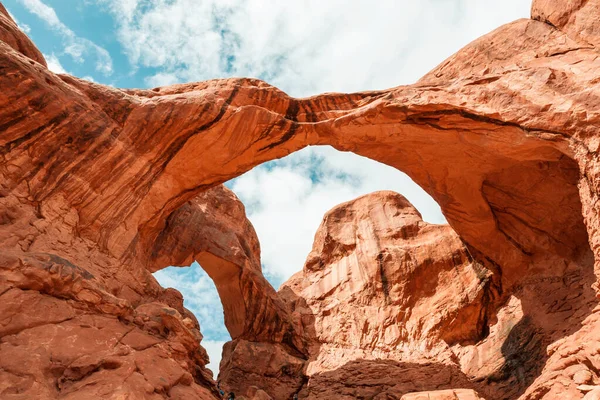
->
[4, 0, 531, 372]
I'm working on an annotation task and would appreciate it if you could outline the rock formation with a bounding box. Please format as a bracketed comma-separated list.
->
[218, 191, 595, 399]
[400, 390, 485, 400]
[220, 191, 497, 399]
[1, 0, 600, 399]
[0, 187, 236, 399]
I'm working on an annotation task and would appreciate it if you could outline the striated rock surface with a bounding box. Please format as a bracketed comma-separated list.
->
[279, 191, 496, 398]
[400, 389, 486, 400]
[0, 187, 238, 399]
[148, 186, 297, 347]
[218, 191, 595, 399]
[0, 4, 45, 67]
[1, 0, 600, 399]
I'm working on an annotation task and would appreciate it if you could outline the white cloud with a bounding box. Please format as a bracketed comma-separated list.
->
[42, 54, 98, 83]
[101, 0, 529, 95]
[203, 340, 227, 376]
[6, 10, 31, 33]
[43, 53, 67, 74]
[18, 0, 113, 75]
[19, 0, 61, 27]
[18, 21, 31, 33]
[145, 72, 180, 88]
[229, 146, 446, 286]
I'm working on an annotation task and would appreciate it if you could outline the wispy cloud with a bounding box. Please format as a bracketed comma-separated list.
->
[19, 0, 113, 75]
[144, 71, 180, 87]
[100, 0, 529, 96]
[43, 52, 67, 74]
[6, 9, 31, 32]
[229, 146, 446, 286]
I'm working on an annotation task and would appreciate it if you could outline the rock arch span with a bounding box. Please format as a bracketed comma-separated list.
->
[1, 0, 600, 398]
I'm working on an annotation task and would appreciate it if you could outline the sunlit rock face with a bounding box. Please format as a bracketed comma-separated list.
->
[282, 191, 495, 397]
[219, 191, 594, 400]
[400, 389, 486, 400]
[2, 0, 600, 398]
[219, 191, 496, 399]
[0, 3, 45, 67]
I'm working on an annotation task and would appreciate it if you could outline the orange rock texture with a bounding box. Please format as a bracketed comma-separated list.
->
[1, 0, 600, 399]
[219, 190, 594, 399]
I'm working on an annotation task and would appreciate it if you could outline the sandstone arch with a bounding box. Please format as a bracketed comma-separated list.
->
[1, 0, 600, 398]
[1, 11, 595, 282]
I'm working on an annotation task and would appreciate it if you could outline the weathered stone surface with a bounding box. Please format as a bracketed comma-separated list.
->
[0, 4, 45, 67]
[0, 232, 220, 398]
[219, 339, 305, 399]
[219, 192, 595, 399]
[531, 0, 600, 48]
[149, 185, 296, 346]
[2, 0, 600, 399]
[277, 191, 495, 398]
[401, 389, 485, 400]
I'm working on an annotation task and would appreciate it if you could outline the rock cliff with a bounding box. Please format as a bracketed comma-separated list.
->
[1, 0, 600, 399]
[219, 190, 595, 399]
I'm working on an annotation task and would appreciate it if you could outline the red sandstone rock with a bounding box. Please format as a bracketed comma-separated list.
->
[0, 4, 45, 67]
[2, 0, 600, 399]
[278, 191, 495, 398]
[219, 191, 594, 399]
[149, 186, 296, 346]
[401, 389, 485, 400]
[0, 228, 220, 399]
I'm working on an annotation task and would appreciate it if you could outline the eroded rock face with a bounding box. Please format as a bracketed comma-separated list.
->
[282, 192, 494, 399]
[0, 194, 225, 399]
[2, 0, 600, 399]
[282, 192, 495, 397]
[148, 186, 297, 347]
[0, 4, 45, 67]
[219, 192, 595, 399]
[400, 389, 485, 400]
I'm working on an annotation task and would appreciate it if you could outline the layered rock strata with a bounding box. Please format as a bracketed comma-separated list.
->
[219, 191, 595, 399]
[1, 0, 600, 399]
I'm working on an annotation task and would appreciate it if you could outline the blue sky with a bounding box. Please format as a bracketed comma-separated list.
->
[4, 0, 531, 373]
[4, 0, 175, 87]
